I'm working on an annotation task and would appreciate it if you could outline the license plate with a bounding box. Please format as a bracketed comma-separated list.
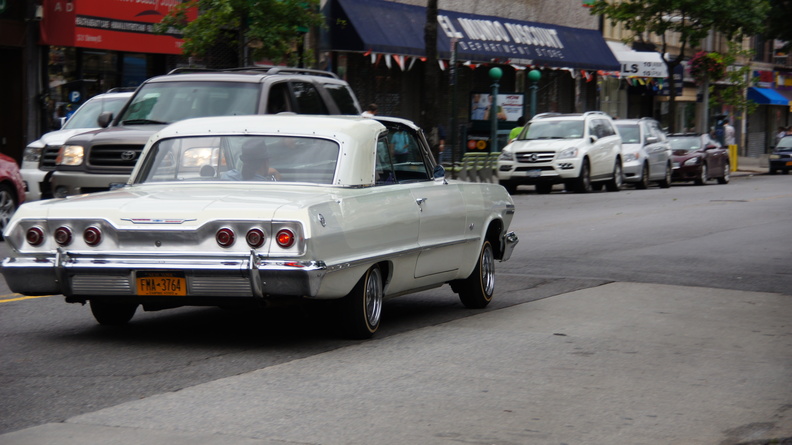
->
[526, 169, 541, 178]
[136, 271, 186, 296]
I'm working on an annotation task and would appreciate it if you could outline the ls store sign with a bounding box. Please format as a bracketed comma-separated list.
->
[39, 0, 196, 54]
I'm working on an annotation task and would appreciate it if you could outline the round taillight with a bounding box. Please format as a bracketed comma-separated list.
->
[83, 226, 102, 246]
[275, 229, 295, 248]
[26, 226, 45, 246]
[215, 228, 235, 247]
[54, 226, 73, 246]
[245, 228, 265, 248]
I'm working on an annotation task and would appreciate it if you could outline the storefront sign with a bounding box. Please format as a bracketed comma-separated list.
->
[329, 0, 619, 71]
[39, 0, 196, 54]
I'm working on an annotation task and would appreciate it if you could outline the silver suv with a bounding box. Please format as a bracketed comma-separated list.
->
[42, 67, 362, 198]
[23, 89, 133, 201]
[613, 118, 672, 189]
[497, 111, 623, 194]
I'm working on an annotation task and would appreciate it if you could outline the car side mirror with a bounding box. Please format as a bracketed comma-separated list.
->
[590, 135, 599, 144]
[97, 111, 114, 128]
[645, 136, 658, 144]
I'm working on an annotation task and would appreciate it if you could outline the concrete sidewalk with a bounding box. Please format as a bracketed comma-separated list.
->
[734, 155, 768, 175]
[2, 282, 791, 445]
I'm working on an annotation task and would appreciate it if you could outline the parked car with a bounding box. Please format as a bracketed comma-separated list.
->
[497, 111, 623, 194]
[42, 66, 362, 198]
[613, 118, 672, 189]
[0, 153, 25, 238]
[1, 115, 518, 339]
[21, 89, 134, 201]
[769, 135, 792, 174]
[667, 133, 730, 185]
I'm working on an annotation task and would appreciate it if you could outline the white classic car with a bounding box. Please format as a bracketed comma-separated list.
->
[2, 115, 518, 338]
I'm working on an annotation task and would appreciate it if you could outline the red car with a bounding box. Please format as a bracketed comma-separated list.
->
[0, 153, 26, 238]
[667, 133, 730, 185]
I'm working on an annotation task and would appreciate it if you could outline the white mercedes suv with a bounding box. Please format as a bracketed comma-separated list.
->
[496, 111, 623, 194]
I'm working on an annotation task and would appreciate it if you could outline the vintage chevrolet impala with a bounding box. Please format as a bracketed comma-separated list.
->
[2, 115, 518, 338]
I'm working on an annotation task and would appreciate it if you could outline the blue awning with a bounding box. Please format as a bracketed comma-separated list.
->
[324, 0, 620, 71]
[747, 87, 790, 106]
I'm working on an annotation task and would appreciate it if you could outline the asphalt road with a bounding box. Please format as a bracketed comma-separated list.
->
[1, 171, 790, 444]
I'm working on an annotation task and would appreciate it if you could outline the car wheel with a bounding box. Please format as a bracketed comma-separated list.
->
[89, 300, 138, 326]
[574, 160, 592, 193]
[605, 160, 623, 192]
[769, 168, 777, 175]
[535, 183, 553, 194]
[658, 163, 672, 188]
[636, 163, 649, 189]
[717, 162, 730, 184]
[456, 240, 495, 309]
[340, 265, 383, 339]
[0, 184, 18, 240]
[694, 163, 708, 185]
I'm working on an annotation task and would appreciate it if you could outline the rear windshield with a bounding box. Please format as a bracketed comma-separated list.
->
[136, 135, 339, 185]
[119, 81, 260, 125]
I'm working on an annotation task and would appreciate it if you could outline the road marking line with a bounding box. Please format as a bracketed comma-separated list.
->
[0, 294, 54, 303]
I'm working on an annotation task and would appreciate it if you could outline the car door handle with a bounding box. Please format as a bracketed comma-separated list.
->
[416, 197, 427, 211]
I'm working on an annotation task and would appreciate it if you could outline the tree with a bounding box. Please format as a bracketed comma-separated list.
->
[710, 42, 759, 117]
[157, 0, 323, 67]
[590, 0, 769, 132]
[765, 0, 792, 50]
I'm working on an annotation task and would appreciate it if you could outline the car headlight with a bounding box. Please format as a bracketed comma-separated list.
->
[499, 150, 514, 161]
[683, 157, 700, 166]
[623, 152, 639, 162]
[23, 146, 43, 162]
[56, 145, 85, 166]
[558, 147, 579, 159]
[769, 154, 780, 160]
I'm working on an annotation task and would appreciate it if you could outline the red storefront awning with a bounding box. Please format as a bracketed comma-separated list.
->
[39, 0, 196, 55]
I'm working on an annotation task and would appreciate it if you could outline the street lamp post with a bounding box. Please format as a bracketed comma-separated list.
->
[489, 67, 502, 153]
[528, 69, 541, 119]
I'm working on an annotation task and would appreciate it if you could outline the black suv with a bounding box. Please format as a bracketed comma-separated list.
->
[41, 67, 362, 198]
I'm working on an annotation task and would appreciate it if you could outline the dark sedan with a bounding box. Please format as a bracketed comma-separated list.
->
[667, 133, 730, 185]
[769, 135, 792, 174]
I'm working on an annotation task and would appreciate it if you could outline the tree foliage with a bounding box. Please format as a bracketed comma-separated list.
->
[589, 0, 769, 131]
[710, 42, 759, 116]
[158, 0, 323, 66]
[765, 0, 792, 50]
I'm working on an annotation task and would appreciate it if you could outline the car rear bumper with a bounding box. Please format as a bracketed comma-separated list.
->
[2, 252, 327, 299]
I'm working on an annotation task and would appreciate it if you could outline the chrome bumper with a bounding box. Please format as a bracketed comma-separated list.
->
[500, 231, 519, 261]
[1, 249, 327, 299]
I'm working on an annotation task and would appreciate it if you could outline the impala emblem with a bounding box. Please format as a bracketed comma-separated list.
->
[120, 151, 136, 161]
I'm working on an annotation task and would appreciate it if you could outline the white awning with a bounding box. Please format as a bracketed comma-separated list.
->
[606, 41, 668, 78]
